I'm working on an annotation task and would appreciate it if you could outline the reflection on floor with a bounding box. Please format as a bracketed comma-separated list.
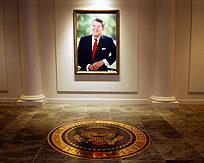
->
[0, 103, 203, 162]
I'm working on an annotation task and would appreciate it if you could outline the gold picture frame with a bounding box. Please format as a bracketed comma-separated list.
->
[73, 10, 120, 75]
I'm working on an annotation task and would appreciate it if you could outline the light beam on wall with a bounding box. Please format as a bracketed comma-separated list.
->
[75, 0, 115, 10]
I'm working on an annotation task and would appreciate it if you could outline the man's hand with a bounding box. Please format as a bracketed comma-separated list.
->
[88, 60, 104, 71]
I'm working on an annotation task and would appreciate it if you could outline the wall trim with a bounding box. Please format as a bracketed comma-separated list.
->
[0, 98, 204, 105]
[0, 98, 18, 103]
[178, 99, 204, 104]
[57, 91, 138, 94]
[45, 98, 150, 104]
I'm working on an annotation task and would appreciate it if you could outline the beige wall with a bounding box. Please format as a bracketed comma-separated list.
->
[175, 0, 204, 102]
[0, 0, 8, 91]
[0, 0, 203, 104]
[0, 0, 21, 102]
[189, 0, 204, 92]
[55, 1, 138, 92]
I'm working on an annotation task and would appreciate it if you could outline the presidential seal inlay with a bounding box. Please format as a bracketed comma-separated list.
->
[47, 120, 151, 160]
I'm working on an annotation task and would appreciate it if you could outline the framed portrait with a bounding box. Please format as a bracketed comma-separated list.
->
[73, 10, 120, 75]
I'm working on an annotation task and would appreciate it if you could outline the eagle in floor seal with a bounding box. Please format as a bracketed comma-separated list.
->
[47, 120, 151, 160]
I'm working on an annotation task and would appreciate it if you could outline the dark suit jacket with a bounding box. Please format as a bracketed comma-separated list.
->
[78, 34, 116, 71]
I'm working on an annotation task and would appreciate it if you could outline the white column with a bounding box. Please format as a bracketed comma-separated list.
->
[150, 0, 179, 107]
[17, 0, 45, 106]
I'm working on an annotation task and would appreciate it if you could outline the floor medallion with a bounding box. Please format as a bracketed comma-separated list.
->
[47, 120, 151, 160]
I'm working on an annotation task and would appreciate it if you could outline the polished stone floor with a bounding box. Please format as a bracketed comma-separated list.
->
[0, 103, 203, 163]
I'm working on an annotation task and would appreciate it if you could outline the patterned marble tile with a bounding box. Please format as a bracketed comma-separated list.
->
[0, 103, 203, 162]
[111, 112, 142, 126]
[121, 142, 164, 161]
[86, 104, 110, 112]
[155, 141, 203, 161]
[110, 104, 133, 113]
[85, 112, 112, 120]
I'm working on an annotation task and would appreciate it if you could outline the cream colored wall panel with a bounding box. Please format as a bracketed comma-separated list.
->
[189, 0, 204, 92]
[0, 0, 8, 91]
[55, 0, 138, 93]
[38, 0, 57, 97]
[2, 0, 22, 97]
[174, 0, 192, 98]
[39, 0, 155, 103]
[174, 0, 204, 102]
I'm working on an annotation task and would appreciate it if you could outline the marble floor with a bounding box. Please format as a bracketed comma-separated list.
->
[0, 103, 203, 163]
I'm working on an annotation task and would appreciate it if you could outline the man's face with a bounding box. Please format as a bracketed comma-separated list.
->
[91, 21, 104, 38]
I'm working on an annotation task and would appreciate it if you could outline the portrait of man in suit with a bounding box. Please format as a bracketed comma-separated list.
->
[77, 18, 117, 72]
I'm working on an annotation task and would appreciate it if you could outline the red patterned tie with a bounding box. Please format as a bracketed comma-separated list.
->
[92, 38, 97, 60]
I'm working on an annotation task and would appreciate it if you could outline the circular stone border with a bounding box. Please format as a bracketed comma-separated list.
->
[47, 120, 151, 160]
